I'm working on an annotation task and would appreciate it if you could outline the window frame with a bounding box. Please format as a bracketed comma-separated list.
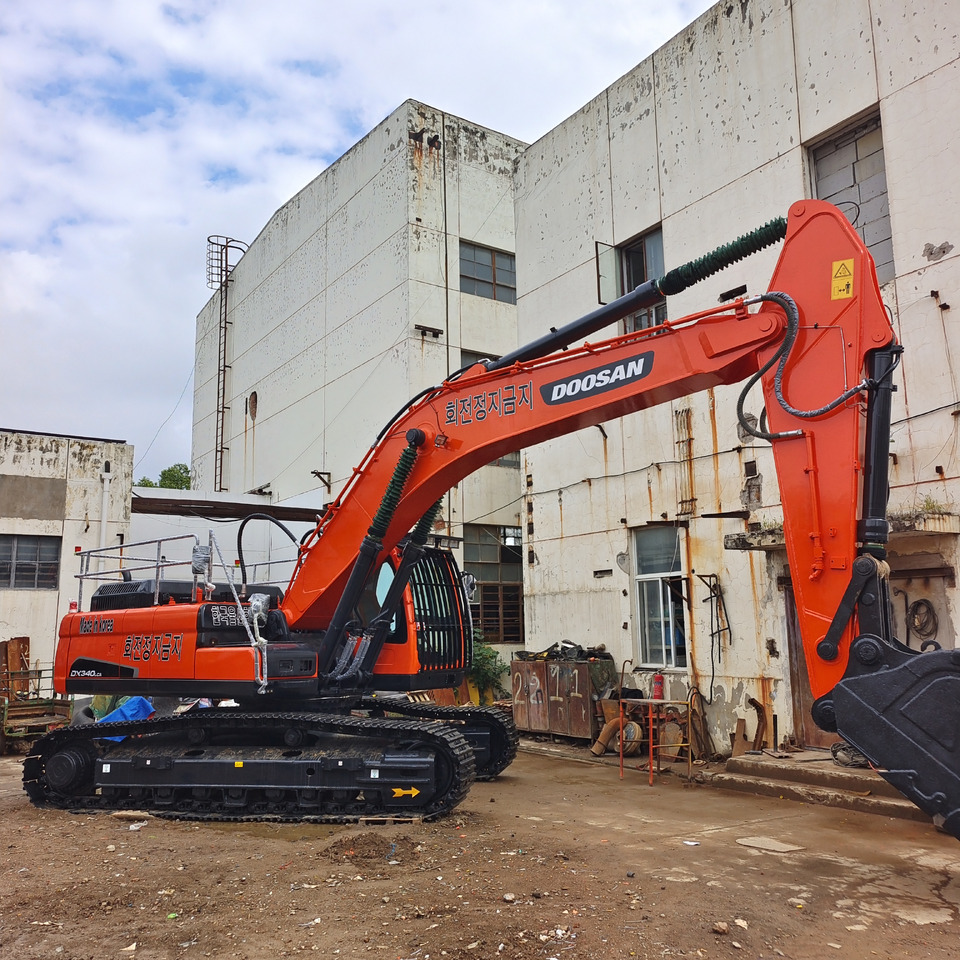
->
[0, 534, 62, 590]
[462, 524, 524, 644]
[596, 227, 667, 331]
[632, 526, 687, 669]
[621, 228, 667, 333]
[459, 241, 517, 304]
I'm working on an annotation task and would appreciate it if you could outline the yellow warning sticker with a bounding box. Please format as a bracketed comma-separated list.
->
[235, 761, 243, 768]
[831, 259, 854, 300]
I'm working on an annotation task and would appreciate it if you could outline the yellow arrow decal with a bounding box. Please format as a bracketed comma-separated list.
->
[391, 786, 421, 798]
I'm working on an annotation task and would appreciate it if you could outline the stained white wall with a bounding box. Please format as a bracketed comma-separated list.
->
[192, 100, 527, 561]
[515, 0, 960, 742]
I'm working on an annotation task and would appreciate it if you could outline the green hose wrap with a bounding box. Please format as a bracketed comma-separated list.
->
[656, 216, 788, 297]
[368, 444, 419, 540]
[410, 500, 444, 547]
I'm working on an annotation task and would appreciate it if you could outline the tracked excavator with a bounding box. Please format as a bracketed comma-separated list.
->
[24, 200, 960, 836]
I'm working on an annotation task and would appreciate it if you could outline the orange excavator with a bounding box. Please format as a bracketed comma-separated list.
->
[25, 201, 959, 836]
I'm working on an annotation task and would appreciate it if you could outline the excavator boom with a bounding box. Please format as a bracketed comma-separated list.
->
[283, 199, 893, 683]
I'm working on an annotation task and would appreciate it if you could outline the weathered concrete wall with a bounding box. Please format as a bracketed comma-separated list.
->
[193, 106, 412, 500]
[192, 101, 527, 612]
[515, 0, 960, 748]
[0, 431, 133, 671]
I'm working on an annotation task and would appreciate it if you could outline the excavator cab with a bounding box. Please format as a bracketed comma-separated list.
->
[333, 543, 473, 692]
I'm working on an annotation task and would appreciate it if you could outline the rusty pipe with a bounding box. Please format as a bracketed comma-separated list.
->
[591, 718, 622, 756]
[619, 659, 634, 700]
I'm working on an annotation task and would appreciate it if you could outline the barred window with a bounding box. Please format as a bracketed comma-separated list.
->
[462, 524, 524, 644]
[0, 535, 61, 590]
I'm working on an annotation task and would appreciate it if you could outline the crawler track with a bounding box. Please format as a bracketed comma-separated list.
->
[364, 697, 519, 779]
[23, 710, 475, 823]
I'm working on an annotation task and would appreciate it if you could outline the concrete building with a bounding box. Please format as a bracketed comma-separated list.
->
[514, 0, 960, 745]
[192, 101, 528, 651]
[0, 429, 133, 678]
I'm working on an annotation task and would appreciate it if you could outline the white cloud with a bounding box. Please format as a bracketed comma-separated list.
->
[0, 0, 715, 482]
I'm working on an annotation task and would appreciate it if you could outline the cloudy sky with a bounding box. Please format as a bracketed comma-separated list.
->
[1, 0, 715, 485]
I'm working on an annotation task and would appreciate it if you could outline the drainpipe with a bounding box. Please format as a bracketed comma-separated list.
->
[98, 461, 112, 572]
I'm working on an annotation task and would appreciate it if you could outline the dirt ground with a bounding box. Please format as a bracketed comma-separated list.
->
[2, 744, 960, 960]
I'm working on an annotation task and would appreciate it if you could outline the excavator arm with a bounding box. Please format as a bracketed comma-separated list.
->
[284, 199, 891, 667]
[282, 200, 960, 835]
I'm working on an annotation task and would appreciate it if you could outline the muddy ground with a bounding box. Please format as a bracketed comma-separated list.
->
[2, 745, 959, 960]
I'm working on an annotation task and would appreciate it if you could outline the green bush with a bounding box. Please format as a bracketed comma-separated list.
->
[468, 634, 508, 702]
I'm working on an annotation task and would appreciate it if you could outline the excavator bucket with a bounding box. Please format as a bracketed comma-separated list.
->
[833, 641, 960, 838]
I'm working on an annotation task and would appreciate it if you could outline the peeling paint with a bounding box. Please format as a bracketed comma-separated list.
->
[923, 241, 954, 262]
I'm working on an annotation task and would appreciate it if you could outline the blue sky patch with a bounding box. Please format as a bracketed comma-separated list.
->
[98, 77, 172, 122]
[167, 67, 206, 98]
[205, 165, 248, 187]
[161, 4, 207, 27]
[29, 76, 76, 105]
[284, 59, 337, 79]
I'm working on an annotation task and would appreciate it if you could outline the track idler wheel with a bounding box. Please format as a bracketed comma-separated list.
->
[45, 741, 98, 796]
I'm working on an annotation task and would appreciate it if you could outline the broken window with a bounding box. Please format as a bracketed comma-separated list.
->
[462, 524, 524, 644]
[596, 227, 667, 332]
[459, 242, 517, 304]
[811, 115, 894, 284]
[633, 526, 687, 668]
[0, 534, 61, 590]
[674, 406, 696, 516]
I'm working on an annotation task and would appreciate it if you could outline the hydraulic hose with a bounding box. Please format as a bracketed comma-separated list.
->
[368, 432, 423, 539]
[235, 513, 301, 594]
[488, 216, 788, 371]
[331, 499, 445, 683]
[736, 291, 900, 443]
[656, 217, 787, 296]
[320, 430, 427, 675]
